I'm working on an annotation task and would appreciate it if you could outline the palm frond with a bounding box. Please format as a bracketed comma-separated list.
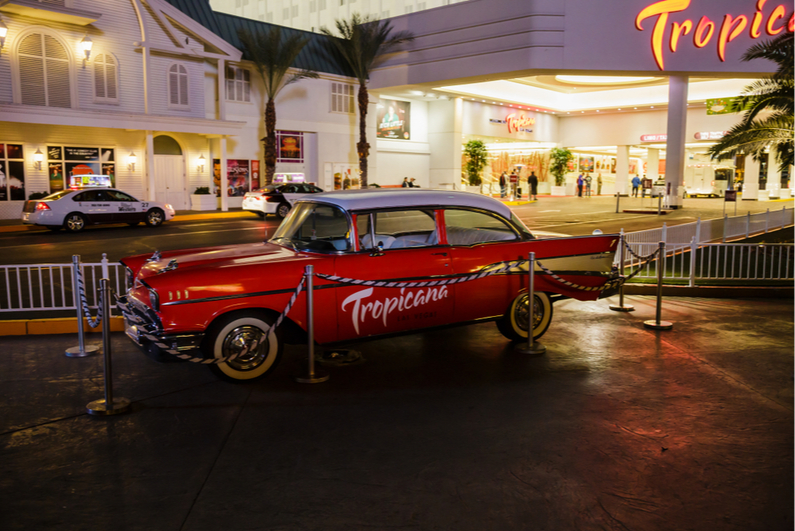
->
[237, 26, 314, 99]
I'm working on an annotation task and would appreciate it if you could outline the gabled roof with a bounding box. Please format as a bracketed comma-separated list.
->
[163, 0, 351, 77]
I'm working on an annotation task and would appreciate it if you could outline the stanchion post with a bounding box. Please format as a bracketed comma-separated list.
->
[295, 265, 329, 383]
[87, 278, 130, 416]
[610, 233, 634, 312]
[66, 255, 100, 358]
[615, 192, 620, 213]
[644, 242, 673, 330]
[657, 194, 662, 215]
[515, 253, 546, 355]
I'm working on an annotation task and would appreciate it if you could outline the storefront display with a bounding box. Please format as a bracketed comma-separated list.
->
[0, 143, 25, 201]
[376, 99, 410, 140]
[48, 145, 116, 190]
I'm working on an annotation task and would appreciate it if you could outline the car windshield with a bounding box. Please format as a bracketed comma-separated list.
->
[271, 202, 352, 252]
[43, 190, 73, 201]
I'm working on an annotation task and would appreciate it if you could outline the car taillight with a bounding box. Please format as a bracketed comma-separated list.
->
[36, 202, 51, 211]
[265, 195, 281, 203]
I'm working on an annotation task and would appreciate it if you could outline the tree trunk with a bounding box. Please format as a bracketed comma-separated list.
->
[264, 98, 277, 185]
[357, 83, 370, 188]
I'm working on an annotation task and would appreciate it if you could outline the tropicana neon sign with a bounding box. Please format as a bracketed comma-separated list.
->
[636, 0, 794, 70]
[506, 113, 536, 134]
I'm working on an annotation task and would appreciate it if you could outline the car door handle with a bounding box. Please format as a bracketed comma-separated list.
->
[431, 252, 448, 256]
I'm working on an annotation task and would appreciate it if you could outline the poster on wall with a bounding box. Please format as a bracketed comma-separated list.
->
[579, 156, 594, 173]
[333, 164, 359, 190]
[277, 133, 303, 162]
[65, 147, 100, 161]
[376, 99, 410, 140]
[101, 163, 116, 186]
[251, 160, 260, 190]
[227, 159, 249, 196]
[48, 163, 64, 192]
[566, 158, 577, 172]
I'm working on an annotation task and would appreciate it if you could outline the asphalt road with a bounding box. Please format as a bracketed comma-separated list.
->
[0, 195, 790, 265]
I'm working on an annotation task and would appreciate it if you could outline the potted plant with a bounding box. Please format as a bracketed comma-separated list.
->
[28, 192, 49, 200]
[190, 186, 217, 211]
[463, 139, 488, 193]
[549, 147, 574, 196]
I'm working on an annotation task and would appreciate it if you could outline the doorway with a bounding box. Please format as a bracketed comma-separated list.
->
[153, 135, 186, 210]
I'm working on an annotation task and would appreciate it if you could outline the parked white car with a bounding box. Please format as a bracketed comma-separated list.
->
[242, 183, 324, 218]
[21, 187, 175, 232]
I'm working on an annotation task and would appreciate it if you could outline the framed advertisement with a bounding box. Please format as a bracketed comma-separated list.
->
[227, 159, 250, 196]
[376, 99, 410, 140]
[276, 131, 303, 163]
[65, 147, 100, 161]
[49, 162, 64, 192]
[579, 156, 594, 173]
[251, 160, 260, 190]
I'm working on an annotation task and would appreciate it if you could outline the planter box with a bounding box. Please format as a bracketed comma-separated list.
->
[550, 185, 567, 196]
[190, 194, 217, 211]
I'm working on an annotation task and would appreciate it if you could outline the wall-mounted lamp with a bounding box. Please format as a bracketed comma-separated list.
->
[33, 148, 44, 171]
[127, 152, 137, 172]
[80, 35, 93, 61]
[197, 154, 205, 173]
[0, 18, 8, 52]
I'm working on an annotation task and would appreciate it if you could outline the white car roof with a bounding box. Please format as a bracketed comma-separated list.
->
[302, 188, 513, 218]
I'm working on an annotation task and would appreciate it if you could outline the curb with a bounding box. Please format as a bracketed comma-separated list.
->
[0, 316, 126, 336]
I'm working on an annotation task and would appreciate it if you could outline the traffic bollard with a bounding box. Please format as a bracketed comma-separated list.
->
[87, 278, 131, 416]
[66, 255, 100, 358]
[295, 265, 329, 383]
[516, 252, 546, 355]
[610, 234, 634, 312]
[644, 242, 673, 330]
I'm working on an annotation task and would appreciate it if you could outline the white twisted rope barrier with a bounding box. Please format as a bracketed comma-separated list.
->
[119, 274, 306, 364]
[74, 266, 102, 328]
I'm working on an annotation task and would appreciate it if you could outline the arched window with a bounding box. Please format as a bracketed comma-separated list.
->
[168, 63, 189, 108]
[93, 53, 118, 103]
[18, 32, 72, 108]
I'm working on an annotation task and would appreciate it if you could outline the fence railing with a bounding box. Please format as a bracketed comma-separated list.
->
[0, 255, 126, 313]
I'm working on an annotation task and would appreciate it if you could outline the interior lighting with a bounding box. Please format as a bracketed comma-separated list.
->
[197, 154, 205, 173]
[80, 35, 93, 61]
[33, 148, 43, 170]
[127, 152, 137, 171]
[0, 18, 7, 52]
[555, 75, 656, 85]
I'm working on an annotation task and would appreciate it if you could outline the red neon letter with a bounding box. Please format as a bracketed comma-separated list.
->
[766, 5, 787, 35]
[789, 13, 794, 32]
[750, 0, 767, 37]
[636, 0, 691, 70]
[718, 14, 748, 61]
[694, 16, 715, 48]
[670, 20, 693, 51]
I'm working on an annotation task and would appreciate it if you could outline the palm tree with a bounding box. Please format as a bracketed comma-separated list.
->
[708, 32, 793, 173]
[321, 14, 413, 187]
[237, 27, 318, 185]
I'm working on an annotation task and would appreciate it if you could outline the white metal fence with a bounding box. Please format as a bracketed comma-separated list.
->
[0, 255, 127, 313]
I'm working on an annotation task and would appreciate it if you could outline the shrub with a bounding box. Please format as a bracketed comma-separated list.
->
[193, 186, 211, 195]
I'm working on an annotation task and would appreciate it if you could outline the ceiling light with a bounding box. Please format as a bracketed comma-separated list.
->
[650, 106, 654, 108]
[555, 75, 657, 85]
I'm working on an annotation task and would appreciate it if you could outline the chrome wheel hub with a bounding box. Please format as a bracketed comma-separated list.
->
[516, 294, 543, 332]
[222, 325, 270, 371]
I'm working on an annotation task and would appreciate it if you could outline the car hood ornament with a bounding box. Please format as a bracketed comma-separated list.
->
[146, 250, 162, 263]
[157, 259, 178, 274]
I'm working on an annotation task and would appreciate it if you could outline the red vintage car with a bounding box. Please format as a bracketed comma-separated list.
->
[118, 189, 620, 382]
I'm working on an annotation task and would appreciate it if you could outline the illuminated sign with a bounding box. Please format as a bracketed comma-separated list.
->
[636, 0, 794, 70]
[506, 113, 535, 134]
[641, 134, 668, 142]
[694, 131, 727, 139]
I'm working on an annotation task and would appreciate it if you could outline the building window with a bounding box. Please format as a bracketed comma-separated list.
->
[226, 65, 251, 102]
[331, 82, 354, 114]
[283, 7, 289, 20]
[276, 131, 304, 163]
[319, 0, 326, 9]
[0, 144, 25, 201]
[93, 53, 118, 103]
[266, 11, 273, 21]
[168, 64, 189, 108]
[46, 146, 116, 192]
[310, 0, 317, 12]
[17, 32, 72, 108]
[405, 6, 413, 13]
[292, 5, 299, 17]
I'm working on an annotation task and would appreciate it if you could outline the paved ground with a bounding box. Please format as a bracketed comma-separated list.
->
[1, 294, 792, 531]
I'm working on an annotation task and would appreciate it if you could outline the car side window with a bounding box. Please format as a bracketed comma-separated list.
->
[107, 190, 136, 201]
[443, 209, 518, 246]
[74, 191, 98, 202]
[282, 185, 297, 194]
[357, 209, 437, 250]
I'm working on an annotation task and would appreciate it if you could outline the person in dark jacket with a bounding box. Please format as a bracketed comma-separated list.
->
[527, 171, 539, 200]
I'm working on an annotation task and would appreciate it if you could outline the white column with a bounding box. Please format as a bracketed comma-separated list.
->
[743, 157, 760, 200]
[220, 136, 228, 211]
[665, 75, 688, 208]
[615, 145, 630, 195]
[217, 59, 226, 121]
[145, 131, 155, 201]
[647, 148, 660, 182]
[428, 98, 463, 189]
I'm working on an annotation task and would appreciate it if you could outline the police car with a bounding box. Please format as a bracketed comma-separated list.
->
[21, 184, 175, 232]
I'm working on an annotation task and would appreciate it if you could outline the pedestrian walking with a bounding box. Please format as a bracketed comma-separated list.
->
[401, 177, 410, 188]
[499, 171, 507, 198]
[596, 174, 603, 195]
[584, 174, 592, 197]
[528, 171, 538, 200]
[577, 173, 584, 197]
[631, 175, 641, 197]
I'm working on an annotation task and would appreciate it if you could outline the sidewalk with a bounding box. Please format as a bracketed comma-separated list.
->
[1, 295, 791, 531]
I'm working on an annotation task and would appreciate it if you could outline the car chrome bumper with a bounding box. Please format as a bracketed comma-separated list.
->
[117, 294, 204, 362]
